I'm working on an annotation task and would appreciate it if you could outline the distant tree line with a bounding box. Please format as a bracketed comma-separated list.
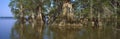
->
[9, 0, 120, 26]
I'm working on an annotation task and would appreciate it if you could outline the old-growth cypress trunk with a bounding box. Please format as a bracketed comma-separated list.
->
[90, 0, 94, 26]
[91, 0, 103, 27]
[111, 0, 118, 29]
[19, 0, 25, 22]
[62, 0, 75, 23]
[28, 10, 36, 23]
[97, 0, 103, 27]
[117, 0, 120, 29]
[36, 4, 44, 24]
[94, 0, 103, 27]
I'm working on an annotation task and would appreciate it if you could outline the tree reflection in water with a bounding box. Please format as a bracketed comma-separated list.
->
[11, 21, 44, 39]
[10, 19, 120, 39]
[49, 25, 119, 39]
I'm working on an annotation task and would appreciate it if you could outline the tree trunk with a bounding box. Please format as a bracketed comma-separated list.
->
[19, 0, 25, 22]
[36, 6, 44, 23]
[90, 0, 93, 26]
[62, 1, 75, 22]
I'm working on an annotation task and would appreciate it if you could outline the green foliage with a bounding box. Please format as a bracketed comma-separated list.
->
[9, 0, 117, 19]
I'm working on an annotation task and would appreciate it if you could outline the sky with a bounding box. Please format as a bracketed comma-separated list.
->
[0, 0, 13, 17]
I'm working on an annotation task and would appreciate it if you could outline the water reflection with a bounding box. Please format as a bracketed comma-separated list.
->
[10, 20, 120, 39]
[49, 26, 119, 39]
[11, 21, 44, 39]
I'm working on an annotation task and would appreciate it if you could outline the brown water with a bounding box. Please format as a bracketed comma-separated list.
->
[0, 18, 120, 39]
